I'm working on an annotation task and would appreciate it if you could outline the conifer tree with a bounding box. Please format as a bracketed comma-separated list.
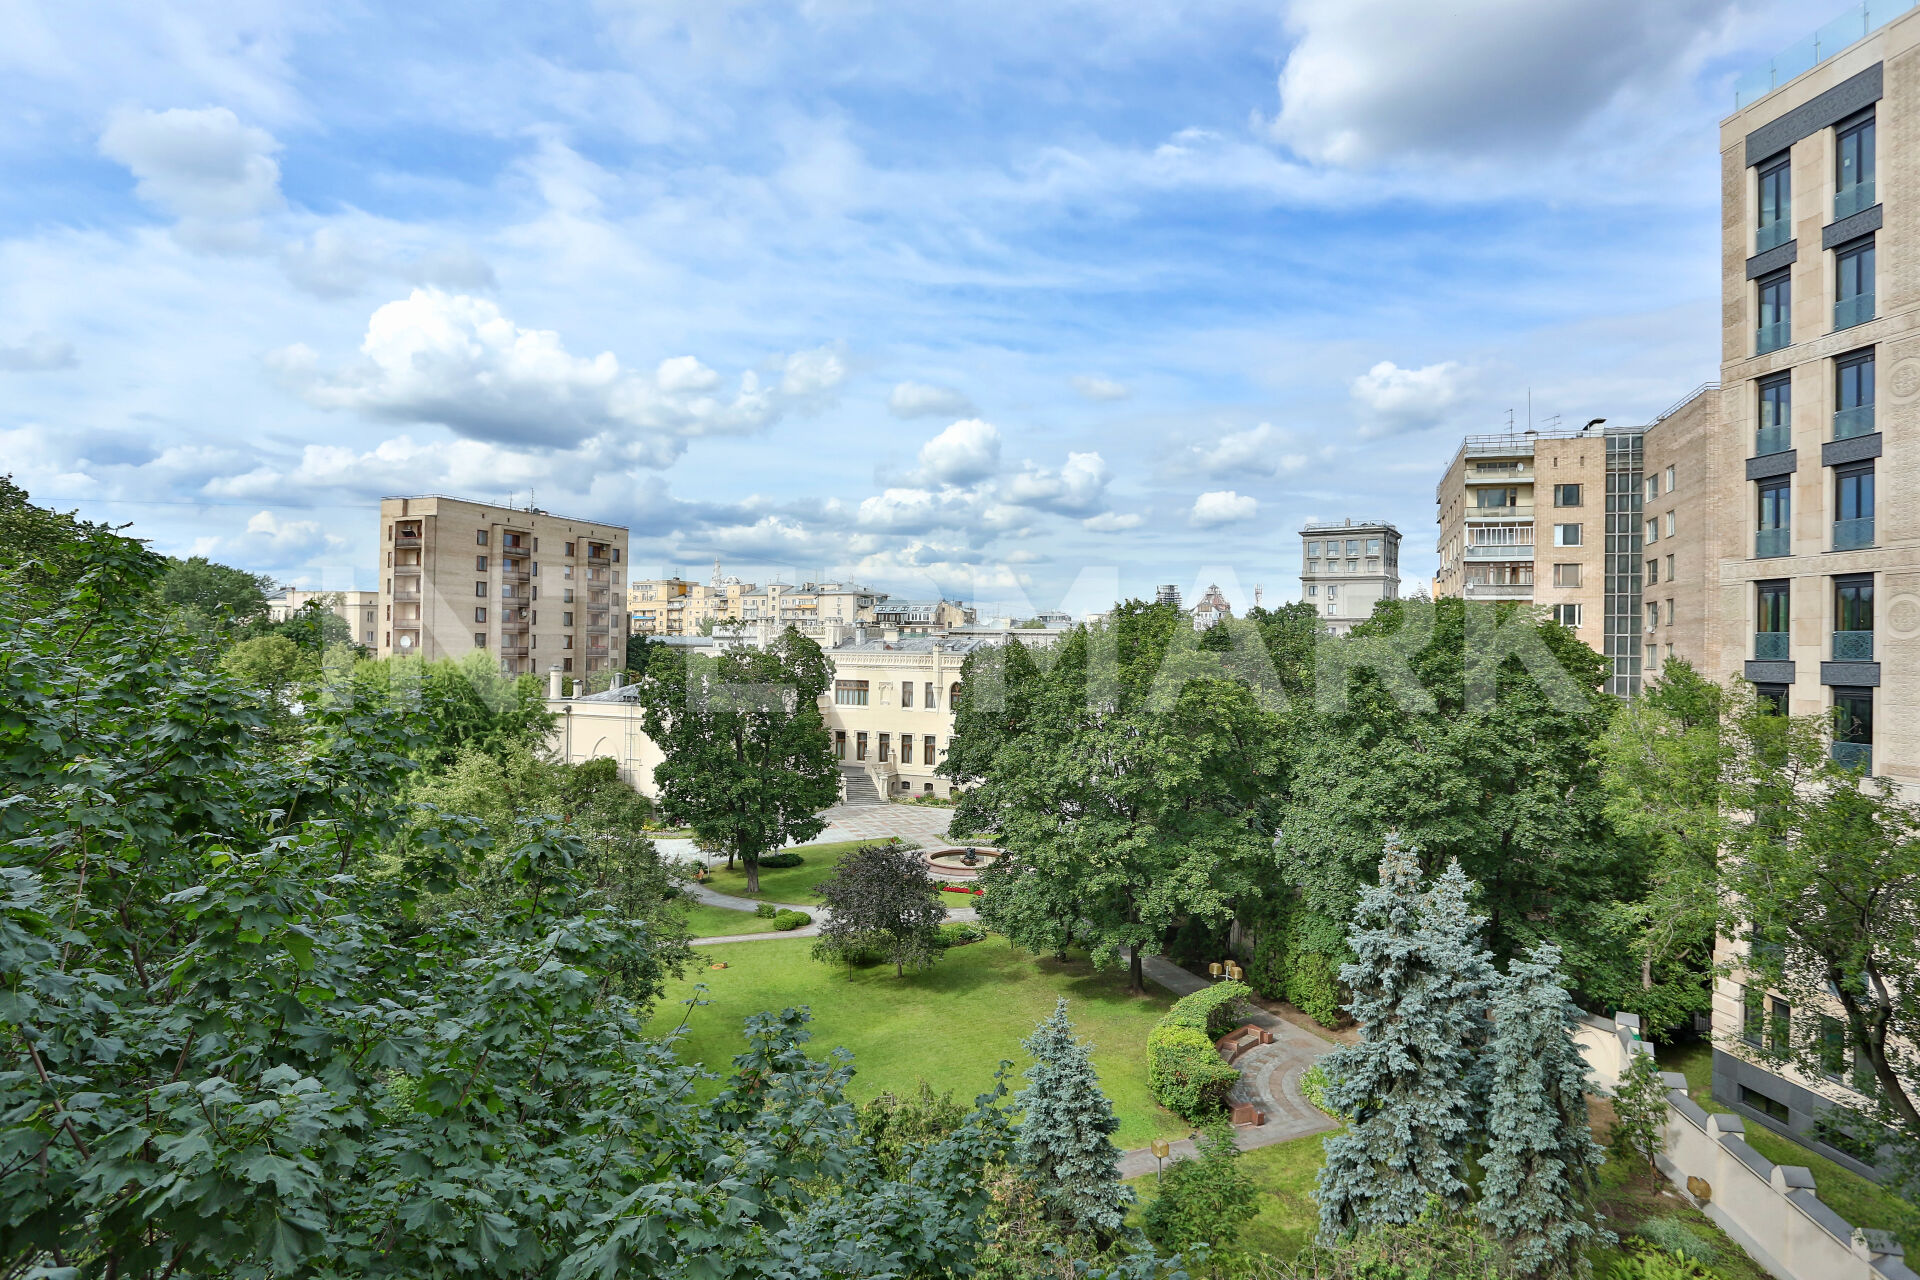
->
[1316, 842, 1494, 1240]
[1014, 998, 1133, 1243]
[1477, 944, 1613, 1278]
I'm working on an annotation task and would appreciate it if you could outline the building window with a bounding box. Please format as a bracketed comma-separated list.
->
[1835, 236, 1875, 330]
[924, 681, 935, 708]
[902, 681, 914, 708]
[1835, 348, 1875, 439]
[1306, 585, 1318, 597]
[1551, 604, 1582, 628]
[1836, 110, 1875, 219]
[1646, 558, 1659, 585]
[1741, 1085, 1791, 1124]
[1742, 985, 1765, 1047]
[563, 611, 574, 626]
[855, 731, 868, 762]
[1665, 465, 1676, 493]
[1665, 599, 1674, 626]
[476, 530, 488, 545]
[924, 734, 937, 763]
[565, 542, 574, 556]
[1820, 1015, 1850, 1080]
[1553, 483, 1582, 507]
[1553, 563, 1581, 588]
[1665, 554, 1674, 580]
[1645, 601, 1659, 630]
[1645, 518, 1659, 545]
[1835, 462, 1875, 550]
[1476, 486, 1518, 510]
[835, 679, 870, 706]
[1306, 540, 1319, 556]
[1769, 996, 1793, 1055]
[476, 581, 487, 597]
[1756, 580, 1790, 660]
[476, 555, 488, 571]
[1756, 153, 1791, 252]
[475, 607, 487, 623]
[1644, 475, 1659, 502]
[1552, 523, 1581, 547]
[835, 730, 847, 759]
[1754, 683, 1789, 713]
[1756, 477, 1790, 558]
[1366, 538, 1381, 555]
[900, 735, 914, 764]
[878, 733, 890, 762]
[1756, 373, 1791, 456]
[1834, 575, 1874, 661]
[1833, 687, 1873, 772]
[474, 633, 487, 648]
[1665, 512, 1675, 538]
[950, 681, 962, 705]
[1756, 268, 1791, 354]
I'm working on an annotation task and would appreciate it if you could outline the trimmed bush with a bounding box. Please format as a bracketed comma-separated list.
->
[759, 851, 806, 869]
[771, 909, 811, 930]
[1146, 1023, 1239, 1121]
[753, 903, 777, 919]
[1164, 979, 1252, 1039]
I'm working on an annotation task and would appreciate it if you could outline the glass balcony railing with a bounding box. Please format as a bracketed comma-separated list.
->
[1836, 178, 1876, 220]
[1757, 220, 1792, 253]
[1755, 423, 1791, 456]
[1832, 741, 1872, 773]
[1756, 527, 1790, 558]
[1835, 293, 1875, 330]
[1755, 632, 1790, 661]
[1834, 516, 1875, 550]
[1736, 2, 1916, 109]
[1757, 320, 1792, 354]
[1833, 630, 1875, 661]
[1834, 404, 1876, 439]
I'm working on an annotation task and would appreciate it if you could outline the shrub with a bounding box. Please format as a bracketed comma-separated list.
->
[1140, 1122, 1257, 1253]
[1609, 1242, 1718, 1280]
[1248, 931, 1288, 1003]
[1146, 1023, 1238, 1120]
[754, 902, 777, 919]
[759, 851, 806, 869]
[1165, 979, 1252, 1039]
[936, 921, 986, 948]
[771, 909, 811, 930]
[1286, 951, 1343, 1027]
[1300, 1063, 1341, 1119]
[1633, 1217, 1719, 1267]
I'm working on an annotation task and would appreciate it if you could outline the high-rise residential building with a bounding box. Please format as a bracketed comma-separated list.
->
[1299, 519, 1400, 634]
[1154, 584, 1182, 608]
[376, 495, 629, 676]
[266, 588, 381, 648]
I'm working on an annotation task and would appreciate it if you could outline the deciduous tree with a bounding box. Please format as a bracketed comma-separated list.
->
[813, 841, 948, 977]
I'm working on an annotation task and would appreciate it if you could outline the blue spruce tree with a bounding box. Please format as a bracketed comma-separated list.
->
[1015, 997, 1133, 1242]
[1315, 842, 1494, 1240]
[1478, 943, 1613, 1278]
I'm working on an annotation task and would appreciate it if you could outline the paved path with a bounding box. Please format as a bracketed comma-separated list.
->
[657, 799, 959, 872]
[683, 874, 978, 943]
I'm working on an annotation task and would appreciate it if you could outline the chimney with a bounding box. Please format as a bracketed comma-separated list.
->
[855, 625, 866, 644]
[608, 672, 623, 693]
[548, 665, 564, 700]
[882, 627, 901, 644]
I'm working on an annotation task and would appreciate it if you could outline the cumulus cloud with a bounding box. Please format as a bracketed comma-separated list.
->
[1003, 451, 1111, 516]
[1268, 0, 1728, 167]
[917, 418, 1002, 484]
[281, 228, 499, 299]
[1350, 360, 1473, 438]
[1071, 374, 1130, 401]
[0, 333, 77, 372]
[1082, 511, 1144, 532]
[1187, 422, 1307, 478]
[99, 106, 282, 250]
[270, 288, 843, 455]
[888, 380, 974, 419]
[1190, 490, 1258, 527]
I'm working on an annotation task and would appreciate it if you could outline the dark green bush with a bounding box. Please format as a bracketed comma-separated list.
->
[1146, 1023, 1238, 1120]
[759, 851, 806, 869]
[1164, 979, 1252, 1039]
[1286, 951, 1343, 1026]
[771, 909, 811, 930]
[754, 902, 777, 919]
[935, 921, 986, 948]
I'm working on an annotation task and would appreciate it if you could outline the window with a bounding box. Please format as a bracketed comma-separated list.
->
[1551, 604, 1583, 628]
[1665, 465, 1676, 493]
[834, 730, 846, 760]
[1553, 563, 1581, 588]
[1756, 580, 1790, 658]
[1646, 558, 1659, 585]
[1306, 540, 1320, 556]
[950, 682, 962, 705]
[1366, 538, 1381, 555]
[1476, 487, 1518, 509]
[1836, 236, 1875, 329]
[1821, 1015, 1850, 1080]
[1741, 1085, 1791, 1124]
[476, 581, 487, 597]
[902, 681, 914, 708]
[924, 681, 935, 708]
[900, 735, 913, 764]
[1327, 584, 1338, 600]
[1666, 554, 1674, 580]
[1645, 601, 1659, 630]
[1835, 462, 1875, 550]
[563, 611, 573, 626]
[1742, 984, 1765, 1047]
[1757, 478, 1790, 557]
[1836, 111, 1875, 218]
[855, 732, 868, 762]
[1306, 585, 1318, 597]
[1834, 575, 1873, 659]
[1646, 644, 1659, 667]
[924, 735, 937, 763]
[475, 607, 487, 623]
[1665, 511, 1675, 537]
[1756, 268, 1791, 354]
[564, 542, 574, 556]
[1754, 683, 1789, 714]
[1553, 483, 1582, 507]
[476, 555, 488, 571]
[1645, 475, 1659, 502]
[476, 530, 488, 545]
[878, 733, 890, 763]
[1770, 996, 1793, 1055]
[1666, 599, 1675, 625]
[1836, 349, 1875, 438]
[1833, 687, 1873, 772]
[1756, 153, 1790, 252]
[1757, 373, 1791, 455]
[1346, 539, 1360, 555]
[1552, 523, 1582, 547]
[1645, 518, 1659, 545]
[474, 633, 487, 648]
[835, 679, 870, 706]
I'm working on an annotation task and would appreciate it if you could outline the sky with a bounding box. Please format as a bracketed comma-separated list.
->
[0, 0, 1841, 616]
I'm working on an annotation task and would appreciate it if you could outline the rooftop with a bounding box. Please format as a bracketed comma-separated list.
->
[1301, 518, 1398, 533]
[1734, 1, 1910, 111]
[381, 494, 629, 530]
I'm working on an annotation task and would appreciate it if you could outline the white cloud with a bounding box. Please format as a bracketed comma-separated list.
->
[1082, 511, 1144, 532]
[99, 106, 282, 250]
[271, 288, 843, 454]
[917, 418, 1001, 484]
[1002, 451, 1110, 515]
[1190, 490, 1258, 527]
[1071, 374, 1130, 401]
[0, 333, 77, 372]
[1350, 359, 1472, 438]
[1268, 0, 1729, 167]
[1187, 422, 1308, 478]
[888, 380, 974, 419]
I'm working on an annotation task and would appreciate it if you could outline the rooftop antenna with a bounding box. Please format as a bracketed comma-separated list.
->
[1527, 387, 1532, 432]
[1506, 408, 1515, 431]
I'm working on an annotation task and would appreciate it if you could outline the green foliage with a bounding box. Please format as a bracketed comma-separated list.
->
[1287, 952, 1343, 1027]
[1300, 1064, 1339, 1119]
[1607, 1243, 1719, 1280]
[1612, 1050, 1669, 1175]
[1015, 999, 1134, 1244]
[1631, 1218, 1719, 1267]
[1147, 1023, 1239, 1121]
[1141, 1122, 1259, 1254]
[1288, 1208, 1514, 1279]
[345, 650, 553, 770]
[760, 850, 807, 868]
[858, 1080, 970, 1177]
[156, 552, 276, 628]
[938, 920, 988, 947]
[813, 842, 949, 976]
[1246, 896, 1349, 1028]
[254, 596, 362, 657]
[625, 631, 655, 671]
[755, 901, 778, 918]
[771, 908, 811, 930]
[0, 474, 126, 597]
[220, 632, 321, 729]
[1165, 979, 1254, 1038]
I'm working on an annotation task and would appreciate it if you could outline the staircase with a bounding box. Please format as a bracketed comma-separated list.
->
[839, 766, 882, 806]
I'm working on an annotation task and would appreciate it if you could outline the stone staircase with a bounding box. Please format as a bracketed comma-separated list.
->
[839, 766, 882, 806]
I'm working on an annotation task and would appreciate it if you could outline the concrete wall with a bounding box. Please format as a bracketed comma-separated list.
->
[1577, 1013, 1916, 1280]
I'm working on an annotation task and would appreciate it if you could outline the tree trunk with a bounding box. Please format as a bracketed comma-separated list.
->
[1130, 948, 1144, 996]
[744, 851, 760, 895]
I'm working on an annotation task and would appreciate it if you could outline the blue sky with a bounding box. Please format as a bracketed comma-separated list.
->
[0, 0, 1834, 615]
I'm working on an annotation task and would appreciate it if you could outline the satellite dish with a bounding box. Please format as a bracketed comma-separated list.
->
[399, 635, 414, 649]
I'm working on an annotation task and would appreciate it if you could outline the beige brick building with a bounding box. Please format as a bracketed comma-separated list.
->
[630, 564, 751, 637]
[266, 588, 381, 648]
[377, 495, 629, 676]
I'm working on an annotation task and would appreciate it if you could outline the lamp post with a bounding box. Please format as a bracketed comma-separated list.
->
[1150, 1137, 1171, 1180]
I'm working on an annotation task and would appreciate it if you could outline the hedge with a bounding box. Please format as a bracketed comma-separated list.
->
[771, 909, 811, 930]
[759, 851, 806, 869]
[1164, 980, 1252, 1038]
[1146, 1024, 1240, 1121]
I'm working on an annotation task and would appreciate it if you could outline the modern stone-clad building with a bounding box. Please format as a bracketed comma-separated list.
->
[1299, 519, 1399, 634]
[376, 495, 629, 676]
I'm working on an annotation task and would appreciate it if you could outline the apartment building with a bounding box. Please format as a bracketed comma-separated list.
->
[266, 588, 380, 648]
[737, 581, 883, 638]
[1299, 519, 1400, 634]
[870, 598, 972, 632]
[376, 495, 629, 676]
[630, 565, 751, 637]
[1638, 386, 1721, 675]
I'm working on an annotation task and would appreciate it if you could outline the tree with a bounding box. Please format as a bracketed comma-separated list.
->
[1610, 1047, 1669, 1178]
[1477, 944, 1612, 1279]
[0, 474, 122, 597]
[942, 602, 1282, 993]
[1014, 999, 1133, 1244]
[813, 842, 948, 977]
[221, 633, 321, 741]
[1139, 1121, 1258, 1255]
[344, 650, 552, 770]
[156, 553, 275, 628]
[625, 630, 656, 672]
[635, 626, 840, 893]
[262, 596, 360, 655]
[1317, 842, 1493, 1239]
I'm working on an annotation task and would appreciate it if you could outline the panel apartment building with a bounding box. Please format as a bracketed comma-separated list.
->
[377, 495, 629, 676]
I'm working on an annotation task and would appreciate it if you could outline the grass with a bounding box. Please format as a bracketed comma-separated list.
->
[680, 901, 791, 938]
[1657, 1040, 1920, 1250]
[1127, 1132, 1333, 1260]
[700, 839, 912, 903]
[939, 887, 985, 907]
[648, 934, 1189, 1149]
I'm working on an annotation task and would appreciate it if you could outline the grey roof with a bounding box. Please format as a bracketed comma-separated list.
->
[829, 635, 993, 654]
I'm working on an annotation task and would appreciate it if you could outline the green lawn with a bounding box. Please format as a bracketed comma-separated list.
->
[680, 901, 790, 938]
[649, 934, 1189, 1149]
[939, 887, 984, 908]
[1127, 1132, 1333, 1260]
[700, 839, 913, 903]
[1658, 1040, 1919, 1249]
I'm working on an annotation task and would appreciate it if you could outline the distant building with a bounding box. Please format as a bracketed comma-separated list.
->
[266, 588, 380, 648]
[1192, 584, 1231, 629]
[1300, 519, 1401, 635]
[629, 561, 749, 637]
[1154, 584, 1182, 608]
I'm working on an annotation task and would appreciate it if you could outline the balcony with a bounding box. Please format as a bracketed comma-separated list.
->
[499, 641, 529, 657]
[1834, 516, 1875, 550]
[1832, 631, 1874, 661]
[1756, 219, 1791, 253]
[1755, 527, 1790, 558]
[1754, 423, 1791, 456]
[391, 587, 421, 602]
[395, 529, 422, 545]
[500, 564, 531, 584]
[1836, 179, 1875, 221]
[586, 551, 611, 566]
[1832, 741, 1872, 773]
[1754, 632, 1790, 661]
[1466, 504, 1535, 522]
[500, 617, 529, 634]
[1465, 544, 1535, 561]
[1835, 293, 1875, 331]
[1462, 583, 1533, 600]
[1834, 404, 1875, 440]
[1756, 320, 1791, 356]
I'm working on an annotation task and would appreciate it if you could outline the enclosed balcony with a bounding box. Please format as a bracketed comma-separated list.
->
[1754, 423, 1790, 456]
[1754, 632, 1789, 662]
[1834, 517, 1875, 551]
[1832, 741, 1871, 773]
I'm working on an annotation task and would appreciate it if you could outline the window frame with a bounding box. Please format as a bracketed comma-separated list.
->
[1757, 153, 1791, 249]
[1552, 523, 1582, 548]
[1553, 483, 1582, 508]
